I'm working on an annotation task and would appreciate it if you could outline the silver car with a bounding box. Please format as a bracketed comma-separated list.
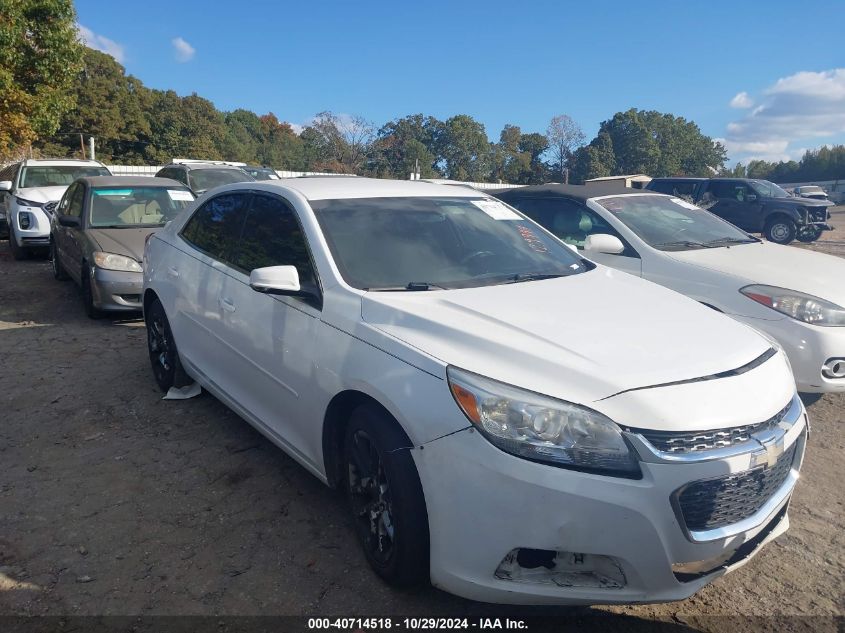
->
[50, 176, 195, 317]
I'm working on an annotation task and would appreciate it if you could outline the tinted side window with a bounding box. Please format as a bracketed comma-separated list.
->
[180, 193, 250, 263]
[232, 194, 318, 291]
[66, 184, 85, 217]
[710, 181, 748, 200]
[648, 181, 674, 194]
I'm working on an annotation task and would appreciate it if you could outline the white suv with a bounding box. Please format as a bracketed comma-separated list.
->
[143, 178, 806, 605]
[0, 158, 111, 259]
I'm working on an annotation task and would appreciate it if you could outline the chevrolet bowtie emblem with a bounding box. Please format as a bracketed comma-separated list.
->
[751, 434, 786, 469]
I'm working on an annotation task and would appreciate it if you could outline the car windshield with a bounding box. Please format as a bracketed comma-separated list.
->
[21, 166, 110, 188]
[188, 168, 253, 192]
[750, 180, 790, 198]
[597, 195, 756, 251]
[244, 167, 279, 181]
[89, 186, 195, 228]
[312, 196, 588, 290]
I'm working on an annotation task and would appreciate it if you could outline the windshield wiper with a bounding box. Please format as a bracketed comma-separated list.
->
[503, 272, 566, 284]
[655, 240, 712, 249]
[703, 237, 757, 245]
[368, 282, 450, 291]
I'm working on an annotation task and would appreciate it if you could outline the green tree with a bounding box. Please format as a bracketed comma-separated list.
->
[0, 0, 83, 157]
[438, 115, 491, 181]
[569, 131, 616, 183]
[373, 114, 443, 178]
[546, 114, 585, 179]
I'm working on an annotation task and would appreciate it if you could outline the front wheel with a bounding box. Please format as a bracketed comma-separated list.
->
[796, 226, 823, 243]
[345, 404, 429, 587]
[764, 217, 797, 245]
[145, 298, 189, 392]
[81, 269, 102, 319]
[51, 240, 69, 280]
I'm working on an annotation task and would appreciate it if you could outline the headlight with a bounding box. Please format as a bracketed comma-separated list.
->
[741, 284, 845, 326]
[93, 251, 143, 273]
[15, 197, 43, 207]
[447, 367, 640, 477]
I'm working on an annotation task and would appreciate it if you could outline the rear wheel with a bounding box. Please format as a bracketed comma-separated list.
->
[764, 216, 796, 245]
[145, 298, 189, 392]
[344, 404, 429, 587]
[51, 240, 69, 280]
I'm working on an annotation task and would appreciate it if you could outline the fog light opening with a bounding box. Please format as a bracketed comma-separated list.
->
[495, 548, 626, 589]
[822, 358, 845, 379]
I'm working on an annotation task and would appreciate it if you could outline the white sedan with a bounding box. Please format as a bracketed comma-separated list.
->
[144, 177, 804, 605]
[495, 185, 845, 395]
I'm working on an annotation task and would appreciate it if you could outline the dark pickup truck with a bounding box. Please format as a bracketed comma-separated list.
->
[647, 177, 833, 244]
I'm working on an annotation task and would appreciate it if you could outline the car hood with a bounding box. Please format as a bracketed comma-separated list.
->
[360, 267, 772, 404]
[87, 228, 159, 262]
[666, 241, 845, 306]
[18, 186, 69, 203]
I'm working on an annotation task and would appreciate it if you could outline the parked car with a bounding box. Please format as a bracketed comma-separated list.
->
[792, 185, 830, 202]
[494, 184, 845, 394]
[647, 177, 833, 244]
[241, 165, 280, 181]
[154, 161, 254, 195]
[51, 176, 195, 317]
[0, 158, 111, 259]
[143, 177, 805, 605]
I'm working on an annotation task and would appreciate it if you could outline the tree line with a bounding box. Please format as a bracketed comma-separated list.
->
[720, 145, 845, 183]
[9, 1, 839, 185]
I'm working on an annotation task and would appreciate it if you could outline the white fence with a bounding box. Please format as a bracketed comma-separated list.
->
[104, 165, 522, 190]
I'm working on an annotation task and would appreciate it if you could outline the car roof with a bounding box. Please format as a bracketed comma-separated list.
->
[161, 163, 245, 171]
[237, 176, 487, 201]
[76, 176, 189, 188]
[22, 158, 106, 167]
[493, 183, 660, 202]
[649, 177, 707, 181]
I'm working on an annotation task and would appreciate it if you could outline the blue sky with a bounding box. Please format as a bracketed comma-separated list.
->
[75, 0, 845, 165]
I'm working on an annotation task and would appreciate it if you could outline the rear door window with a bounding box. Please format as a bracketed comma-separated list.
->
[180, 192, 251, 265]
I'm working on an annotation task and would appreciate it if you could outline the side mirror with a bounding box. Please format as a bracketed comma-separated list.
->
[0, 180, 12, 192]
[58, 215, 81, 228]
[584, 234, 625, 255]
[249, 265, 301, 295]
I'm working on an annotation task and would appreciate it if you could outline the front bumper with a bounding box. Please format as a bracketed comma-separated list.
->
[9, 204, 50, 248]
[91, 267, 144, 312]
[737, 315, 845, 393]
[415, 400, 806, 605]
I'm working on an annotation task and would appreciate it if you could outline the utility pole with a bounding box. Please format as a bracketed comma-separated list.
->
[89, 136, 95, 161]
[79, 134, 86, 159]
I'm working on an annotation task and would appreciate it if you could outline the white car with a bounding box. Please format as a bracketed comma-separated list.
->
[143, 177, 806, 605]
[0, 158, 111, 259]
[495, 185, 845, 395]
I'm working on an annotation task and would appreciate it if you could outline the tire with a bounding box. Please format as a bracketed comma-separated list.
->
[344, 404, 429, 587]
[51, 240, 69, 280]
[145, 298, 189, 392]
[796, 226, 823, 243]
[81, 267, 103, 319]
[8, 225, 28, 260]
[764, 216, 797, 245]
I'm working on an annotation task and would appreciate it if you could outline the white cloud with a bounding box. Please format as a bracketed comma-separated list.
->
[171, 37, 196, 63]
[729, 91, 754, 109]
[78, 24, 125, 63]
[289, 123, 305, 135]
[722, 68, 845, 162]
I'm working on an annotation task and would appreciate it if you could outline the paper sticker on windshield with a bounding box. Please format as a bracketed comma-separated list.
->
[670, 197, 700, 210]
[471, 199, 521, 220]
[168, 189, 194, 201]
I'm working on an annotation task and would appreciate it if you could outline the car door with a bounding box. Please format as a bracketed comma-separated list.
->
[706, 181, 758, 230]
[56, 183, 86, 283]
[511, 197, 642, 275]
[217, 192, 323, 462]
[172, 191, 251, 390]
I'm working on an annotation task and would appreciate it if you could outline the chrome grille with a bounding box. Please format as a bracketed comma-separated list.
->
[675, 441, 797, 531]
[631, 400, 792, 454]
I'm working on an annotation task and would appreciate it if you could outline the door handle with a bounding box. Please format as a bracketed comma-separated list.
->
[167, 267, 180, 278]
[219, 297, 236, 313]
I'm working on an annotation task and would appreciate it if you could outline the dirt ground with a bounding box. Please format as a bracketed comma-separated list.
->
[0, 214, 843, 631]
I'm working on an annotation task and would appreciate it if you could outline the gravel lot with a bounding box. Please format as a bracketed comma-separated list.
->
[0, 214, 843, 630]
